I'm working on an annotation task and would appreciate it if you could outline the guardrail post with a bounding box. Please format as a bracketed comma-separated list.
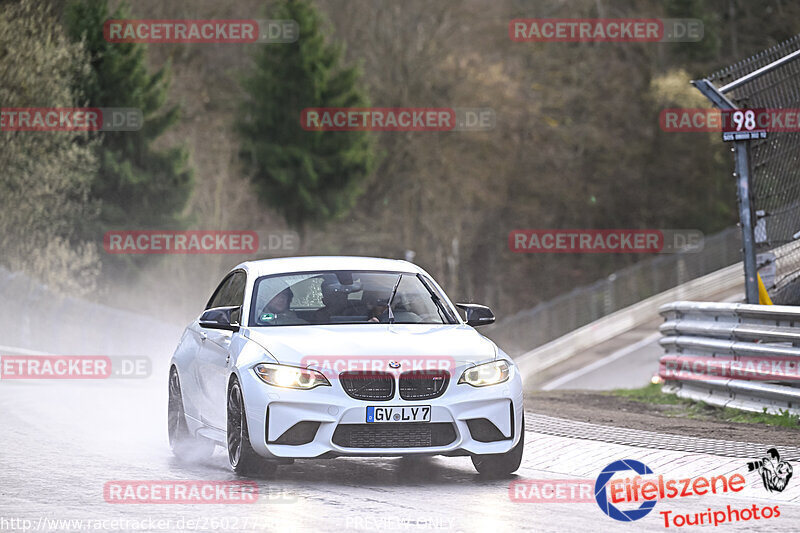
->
[604, 273, 616, 315]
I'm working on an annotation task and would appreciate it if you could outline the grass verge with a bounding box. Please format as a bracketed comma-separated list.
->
[611, 383, 800, 428]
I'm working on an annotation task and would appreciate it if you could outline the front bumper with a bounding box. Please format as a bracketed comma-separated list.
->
[238, 363, 524, 459]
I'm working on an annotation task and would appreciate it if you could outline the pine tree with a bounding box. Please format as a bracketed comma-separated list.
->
[0, 0, 100, 294]
[237, 0, 375, 232]
[65, 0, 193, 233]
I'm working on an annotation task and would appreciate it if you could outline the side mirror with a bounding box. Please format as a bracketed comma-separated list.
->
[455, 303, 495, 327]
[199, 306, 241, 332]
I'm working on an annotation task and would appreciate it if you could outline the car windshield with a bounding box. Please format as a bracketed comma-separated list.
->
[249, 270, 457, 326]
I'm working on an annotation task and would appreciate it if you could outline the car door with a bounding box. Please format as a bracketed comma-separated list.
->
[196, 270, 246, 430]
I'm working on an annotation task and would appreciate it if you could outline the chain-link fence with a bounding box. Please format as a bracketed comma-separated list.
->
[485, 227, 742, 356]
[705, 34, 800, 303]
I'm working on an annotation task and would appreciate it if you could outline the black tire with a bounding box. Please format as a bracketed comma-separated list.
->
[168, 367, 215, 460]
[471, 418, 524, 477]
[227, 377, 277, 477]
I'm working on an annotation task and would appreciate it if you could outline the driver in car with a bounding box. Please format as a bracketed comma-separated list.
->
[260, 285, 305, 325]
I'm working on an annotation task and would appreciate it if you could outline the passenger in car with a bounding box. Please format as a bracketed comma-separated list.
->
[365, 292, 389, 322]
[309, 279, 362, 323]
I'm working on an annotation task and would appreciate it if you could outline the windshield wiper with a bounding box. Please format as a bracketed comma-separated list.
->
[417, 274, 456, 323]
[386, 274, 403, 324]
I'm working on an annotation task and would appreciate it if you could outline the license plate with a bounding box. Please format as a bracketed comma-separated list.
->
[366, 405, 431, 423]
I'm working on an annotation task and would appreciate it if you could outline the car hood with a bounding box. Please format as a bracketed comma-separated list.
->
[242, 324, 497, 368]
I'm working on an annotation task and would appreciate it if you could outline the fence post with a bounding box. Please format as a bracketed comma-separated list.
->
[691, 79, 759, 303]
[733, 140, 759, 303]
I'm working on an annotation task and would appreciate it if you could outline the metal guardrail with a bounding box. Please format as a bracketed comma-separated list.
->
[659, 301, 800, 415]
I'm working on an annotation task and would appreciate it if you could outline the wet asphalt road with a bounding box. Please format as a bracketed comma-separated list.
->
[2, 356, 799, 533]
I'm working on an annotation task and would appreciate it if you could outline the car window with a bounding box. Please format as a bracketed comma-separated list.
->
[249, 270, 457, 326]
[206, 271, 246, 309]
[288, 276, 324, 309]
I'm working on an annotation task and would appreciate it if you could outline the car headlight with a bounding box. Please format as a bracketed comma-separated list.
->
[254, 363, 330, 390]
[458, 360, 510, 387]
